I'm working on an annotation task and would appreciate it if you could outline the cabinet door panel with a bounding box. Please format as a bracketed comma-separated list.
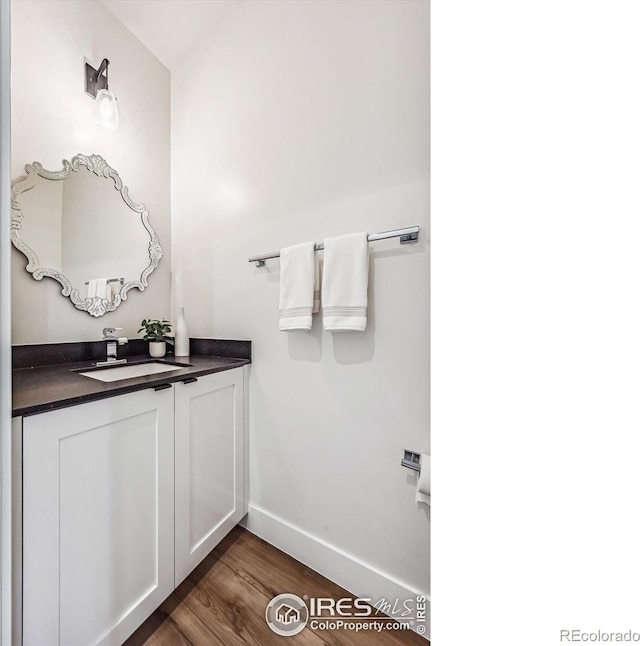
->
[22, 388, 174, 646]
[175, 368, 244, 585]
[188, 385, 236, 547]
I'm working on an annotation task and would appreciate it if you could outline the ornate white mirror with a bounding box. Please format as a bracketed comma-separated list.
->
[11, 154, 162, 316]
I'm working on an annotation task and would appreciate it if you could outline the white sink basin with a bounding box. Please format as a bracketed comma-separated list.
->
[80, 361, 187, 382]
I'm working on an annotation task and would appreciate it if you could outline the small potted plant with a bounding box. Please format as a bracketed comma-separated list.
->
[138, 319, 174, 358]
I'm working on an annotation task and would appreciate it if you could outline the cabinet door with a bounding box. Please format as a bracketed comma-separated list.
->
[174, 368, 245, 585]
[22, 387, 175, 646]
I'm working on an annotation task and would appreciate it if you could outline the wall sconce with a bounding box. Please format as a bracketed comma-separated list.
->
[85, 58, 119, 133]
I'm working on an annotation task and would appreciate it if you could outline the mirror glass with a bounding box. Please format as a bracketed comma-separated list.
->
[11, 154, 162, 316]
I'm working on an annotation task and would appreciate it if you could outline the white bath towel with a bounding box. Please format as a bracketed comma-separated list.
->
[279, 242, 316, 331]
[322, 232, 369, 331]
[87, 278, 109, 301]
[313, 253, 322, 314]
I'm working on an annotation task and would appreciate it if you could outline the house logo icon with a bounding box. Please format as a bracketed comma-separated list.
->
[265, 594, 309, 636]
[276, 603, 300, 625]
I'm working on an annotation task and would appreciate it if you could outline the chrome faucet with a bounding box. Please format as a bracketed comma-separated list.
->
[96, 327, 128, 367]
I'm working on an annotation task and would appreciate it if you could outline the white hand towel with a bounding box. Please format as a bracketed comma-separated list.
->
[95, 278, 109, 301]
[279, 242, 316, 331]
[88, 278, 109, 300]
[416, 454, 430, 505]
[313, 253, 322, 314]
[322, 232, 369, 331]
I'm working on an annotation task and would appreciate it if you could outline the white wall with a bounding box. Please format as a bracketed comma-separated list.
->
[172, 0, 429, 598]
[11, 0, 170, 344]
[60, 168, 151, 297]
[18, 179, 63, 270]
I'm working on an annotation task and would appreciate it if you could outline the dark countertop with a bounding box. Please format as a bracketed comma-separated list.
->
[13, 354, 250, 417]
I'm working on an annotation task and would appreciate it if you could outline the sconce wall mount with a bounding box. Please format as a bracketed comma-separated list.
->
[85, 58, 110, 99]
[85, 58, 119, 133]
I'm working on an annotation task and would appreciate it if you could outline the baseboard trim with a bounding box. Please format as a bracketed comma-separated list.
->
[241, 504, 430, 641]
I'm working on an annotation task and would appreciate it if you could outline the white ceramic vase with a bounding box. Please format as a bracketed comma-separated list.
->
[175, 307, 189, 357]
[149, 341, 166, 358]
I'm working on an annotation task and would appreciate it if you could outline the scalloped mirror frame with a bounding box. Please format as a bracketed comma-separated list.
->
[10, 154, 162, 317]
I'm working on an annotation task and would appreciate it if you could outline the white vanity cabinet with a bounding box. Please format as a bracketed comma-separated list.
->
[19, 366, 248, 646]
[174, 369, 246, 584]
[22, 386, 176, 646]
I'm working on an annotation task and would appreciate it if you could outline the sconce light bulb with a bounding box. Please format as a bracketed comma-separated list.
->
[94, 89, 119, 133]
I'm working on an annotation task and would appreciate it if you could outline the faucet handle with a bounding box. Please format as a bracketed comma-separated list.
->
[102, 327, 123, 340]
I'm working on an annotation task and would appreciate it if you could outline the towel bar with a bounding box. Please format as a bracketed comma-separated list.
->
[401, 450, 422, 472]
[84, 277, 124, 286]
[248, 226, 419, 267]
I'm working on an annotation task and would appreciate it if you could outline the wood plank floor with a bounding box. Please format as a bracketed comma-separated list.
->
[125, 526, 428, 646]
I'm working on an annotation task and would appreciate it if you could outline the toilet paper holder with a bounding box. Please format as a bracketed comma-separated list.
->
[401, 450, 422, 473]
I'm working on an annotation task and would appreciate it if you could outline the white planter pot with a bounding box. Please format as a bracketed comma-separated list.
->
[149, 341, 167, 358]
